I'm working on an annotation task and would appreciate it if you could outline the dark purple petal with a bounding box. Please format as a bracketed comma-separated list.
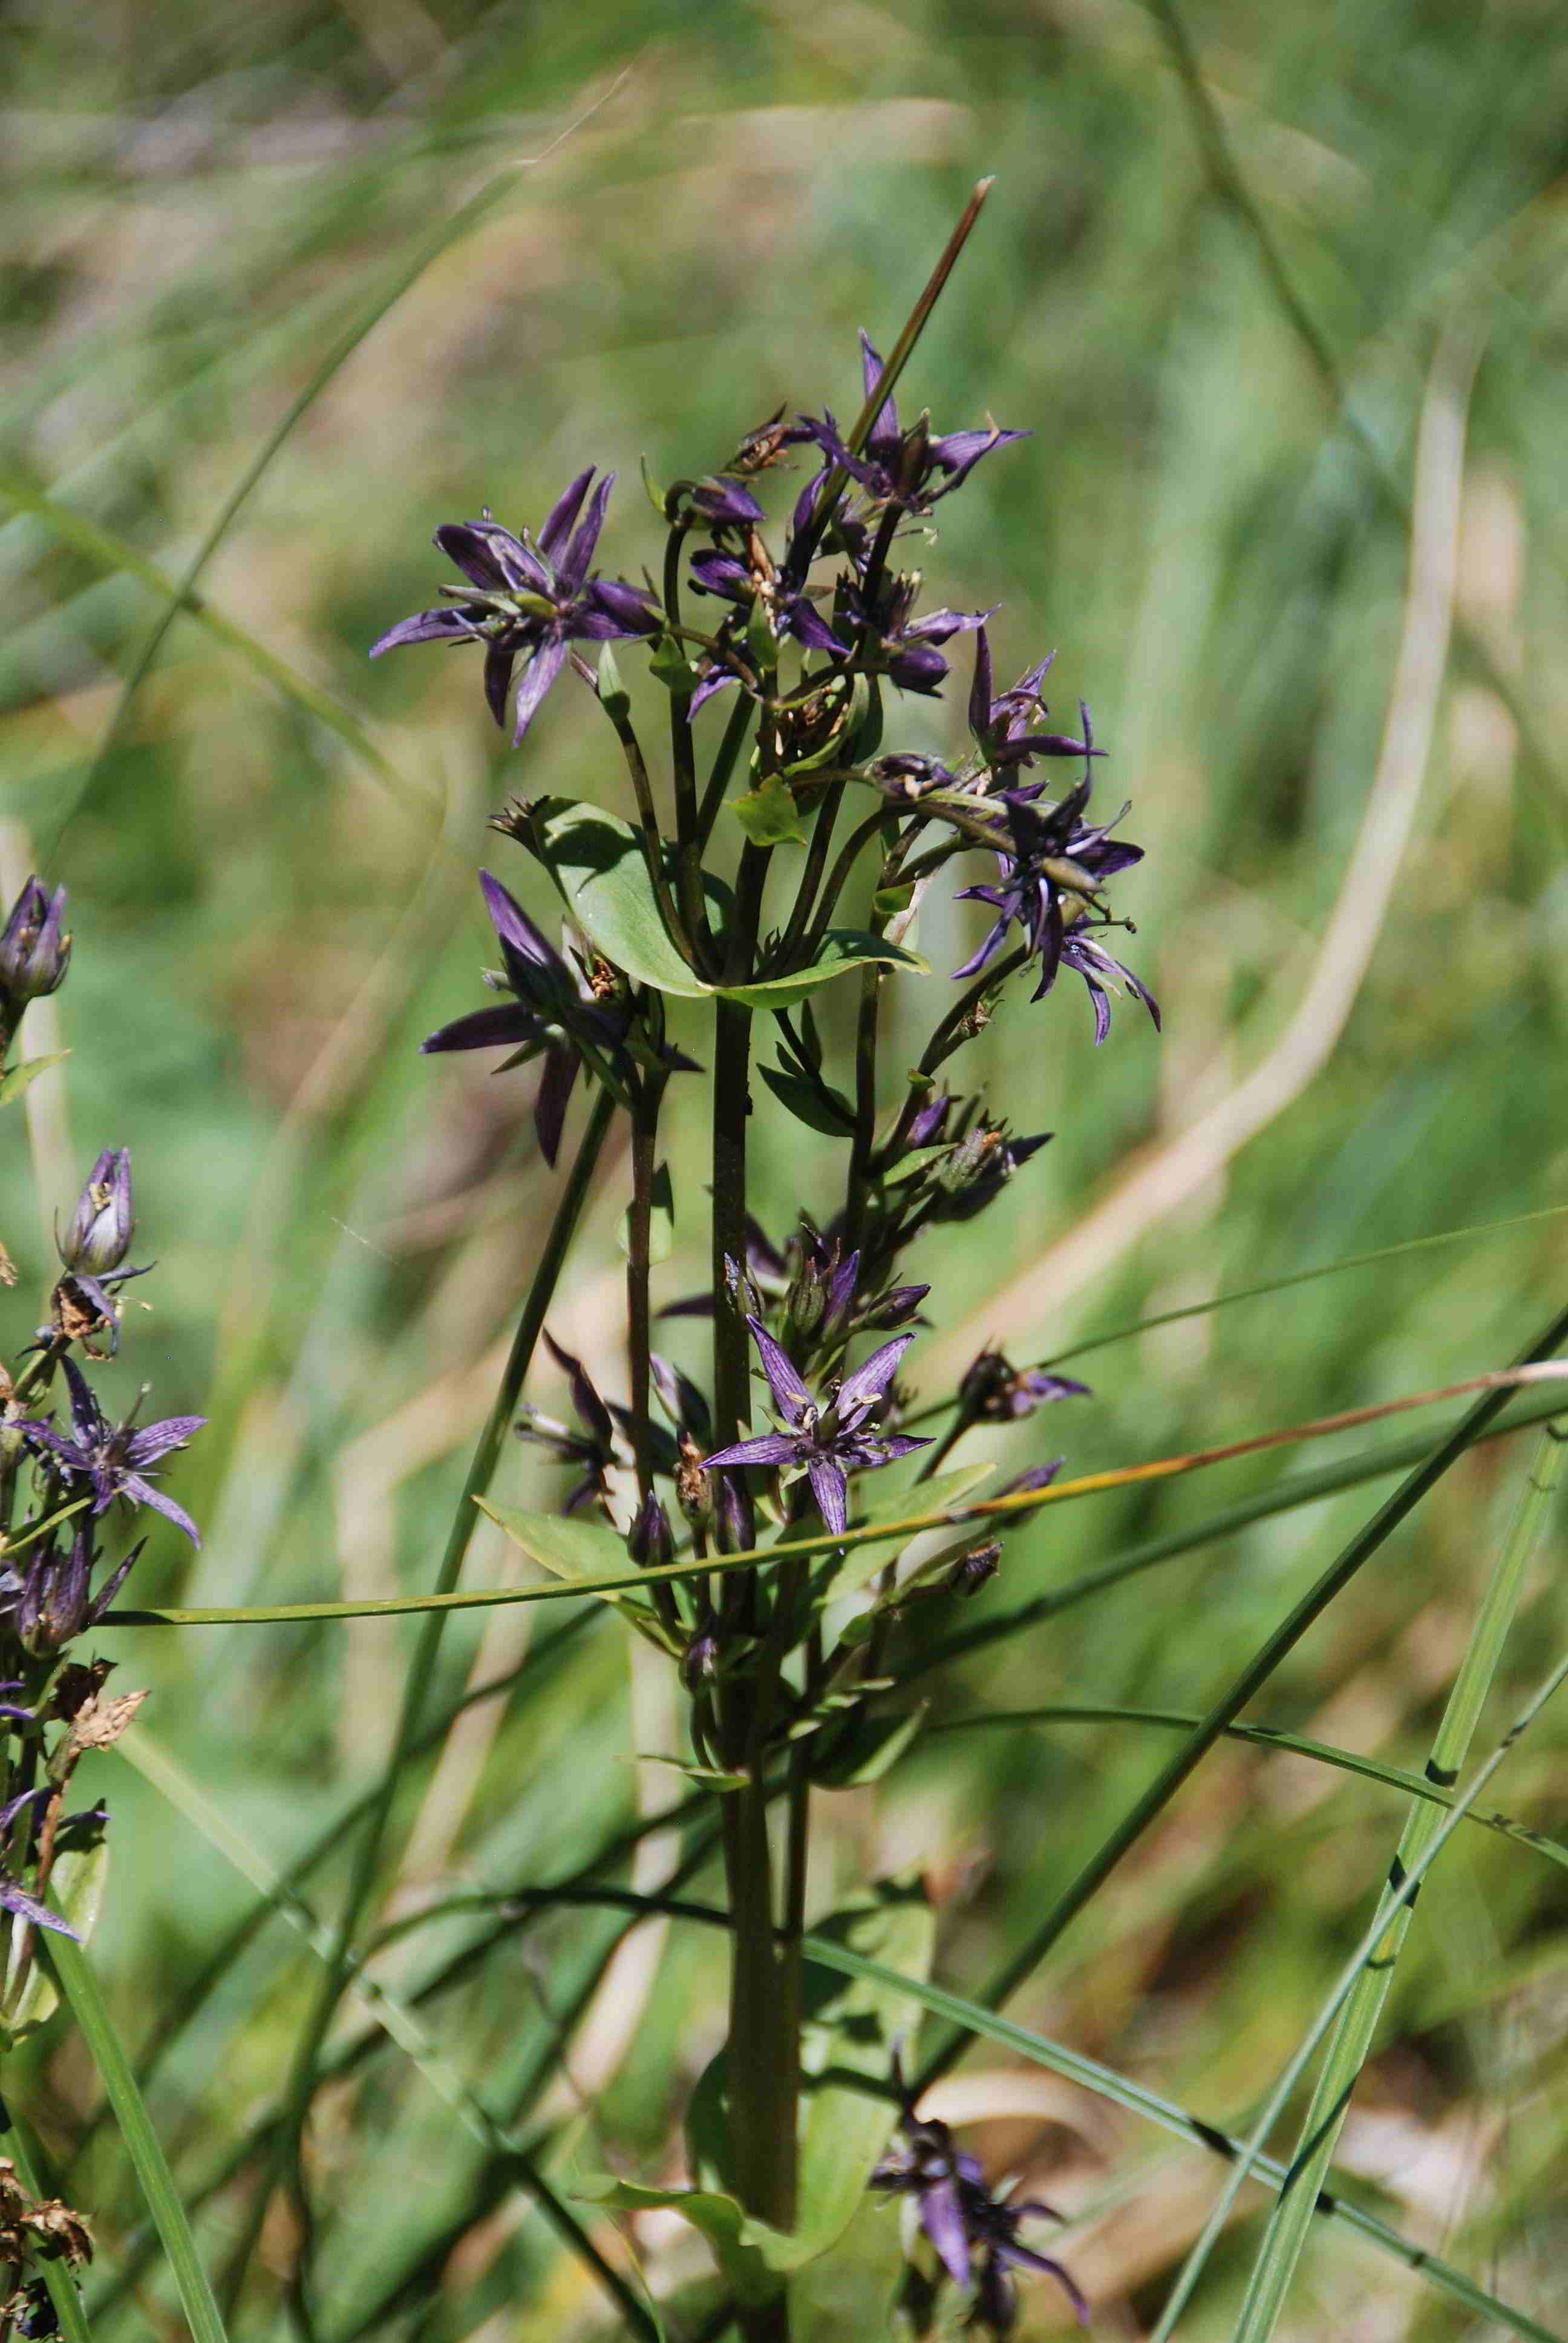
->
[852, 1433, 930, 1466]
[919, 2176, 972, 2292]
[824, 1250, 860, 1331]
[125, 1415, 207, 1467]
[927, 426, 1031, 488]
[806, 1455, 849, 1536]
[369, 608, 479, 657]
[119, 1475, 201, 1547]
[650, 1355, 712, 1444]
[580, 577, 660, 635]
[85, 1540, 145, 1625]
[689, 550, 751, 601]
[835, 1331, 916, 1420]
[0, 1873, 80, 1939]
[745, 1317, 813, 1423]
[994, 1461, 1063, 1498]
[689, 669, 741, 718]
[532, 1047, 579, 1168]
[544, 1332, 615, 1446]
[951, 917, 1011, 984]
[479, 871, 563, 975]
[538, 468, 595, 560]
[997, 2236, 1090, 2324]
[701, 1432, 800, 1470]
[889, 643, 949, 694]
[422, 1003, 542, 1057]
[969, 628, 994, 738]
[511, 635, 568, 742]
[483, 644, 515, 729]
[785, 601, 850, 655]
[860, 330, 899, 447]
[558, 472, 614, 595]
[436, 520, 531, 592]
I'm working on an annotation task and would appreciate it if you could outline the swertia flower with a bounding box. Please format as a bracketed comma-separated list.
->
[701, 1318, 929, 1536]
[370, 470, 658, 742]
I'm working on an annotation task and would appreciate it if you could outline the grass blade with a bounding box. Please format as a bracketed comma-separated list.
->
[1212, 1424, 1566, 2343]
[45, 1933, 229, 2343]
[912, 1302, 1568, 2089]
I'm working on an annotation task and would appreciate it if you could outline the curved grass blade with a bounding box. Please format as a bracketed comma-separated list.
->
[106, 1369, 1568, 1628]
[912, 1388, 1568, 1680]
[912, 1302, 1568, 2090]
[928, 1703, 1568, 1877]
[1212, 1426, 1566, 2343]
[44, 1933, 228, 2343]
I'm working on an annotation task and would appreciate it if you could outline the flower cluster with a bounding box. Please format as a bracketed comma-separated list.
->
[0, 877, 205, 1974]
[375, 277, 1165, 2333]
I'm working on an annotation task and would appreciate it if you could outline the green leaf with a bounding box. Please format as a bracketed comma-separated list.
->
[573, 2174, 782, 2308]
[531, 799, 712, 997]
[872, 882, 916, 919]
[4, 1841, 108, 2041]
[788, 1878, 934, 2266]
[649, 633, 697, 695]
[0, 1051, 70, 1108]
[722, 931, 927, 1011]
[530, 799, 927, 1008]
[829, 1464, 996, 1598]
[730, 775, 808, 848]
[757, 1062, 856, 1138]
[596, 643, 630, 718]
[635, 1755, 749, 1792]
[619, 1159, 675, 1263]
[814, 1703, 929, 1788]
[485, 1504, 678, 1650]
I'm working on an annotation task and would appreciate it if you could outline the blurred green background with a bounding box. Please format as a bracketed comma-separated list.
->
[3, 0, 1567, 2334]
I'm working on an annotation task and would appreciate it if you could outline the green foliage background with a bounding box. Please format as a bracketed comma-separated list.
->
[2, 0, 1566, 2333]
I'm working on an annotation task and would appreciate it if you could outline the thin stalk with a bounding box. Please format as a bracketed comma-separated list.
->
[773, 780, 848, 962]
[697, 691, 757, 846]
[262, 1086, 615, 2333]
[805, 805, 907, 937]
[663, 518, 714, 962]
[627, 1078, 681, 1634]
[913, 1300, 1568, 2089]
[1217, 1424, 1566, 2343]
[790, 178, 995, 568]
[881, 944, 1030, 1163]
[601, 699, 696, 968]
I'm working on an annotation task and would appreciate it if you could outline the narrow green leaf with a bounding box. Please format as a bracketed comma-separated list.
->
[483, 1502, 678, 1650]
[574, 2174, 779, 2306]
[721, 930, 927, 1011]
[0, 1052, 70, 1107]
[1220, 1429, 1567, 2343]
[730, 776, 808, 848]
[829, 1463, 995, 1599]
[756, 1061, 856, 1137]
[813, 1701, 929, 1786]
[636, 1755, 749, 1792]
[45, 1935, 229, 2343]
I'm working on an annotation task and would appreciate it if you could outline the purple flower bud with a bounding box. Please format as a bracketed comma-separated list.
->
[947, 1541, 1001, 1598]
[681, 1624, 722, 1691]
[59, 1149, 135, 1276]
[959, 1349, 1089, 1421]
[0, 879, 70, 1007]
[715, 1468, 754, 1555]
[627, 1489, 674, 1570]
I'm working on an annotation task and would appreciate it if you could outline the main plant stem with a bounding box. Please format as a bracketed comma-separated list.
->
[710, 863, 799, 2321]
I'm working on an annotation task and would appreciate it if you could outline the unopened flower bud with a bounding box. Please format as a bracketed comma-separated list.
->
[947, 1541, 1001, 1598]
[681, 1624, 722, 1691]
[715, 1468, 754, 1556]
[59, 1149, 134, 1276]
[0, 878, 70, 1008]
[627, 1490, 674, 1570]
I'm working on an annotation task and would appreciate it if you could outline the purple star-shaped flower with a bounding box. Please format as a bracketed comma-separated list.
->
[700, 1319, 929, 1536]
[22, 1357, 205, 1547]
[794, 332, 1028, 531]
[872, 2106, 1087, 2334]
[370, 470, 658, 742]
[424, 872, 659, 1167]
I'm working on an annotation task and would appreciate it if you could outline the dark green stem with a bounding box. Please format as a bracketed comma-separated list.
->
[697, 692, 757, 847]
[264, 1084, 617, 2336]
[604, 700, 699, 971]
[628, 1077, 681, 1634]
[664, 519, 715, 965]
